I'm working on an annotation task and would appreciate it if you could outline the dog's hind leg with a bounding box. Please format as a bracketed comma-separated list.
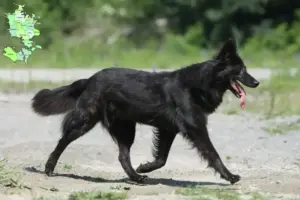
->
[108, 118, 147, 183]
[44, 97, 99, 176]
[136, 128, 176, 173]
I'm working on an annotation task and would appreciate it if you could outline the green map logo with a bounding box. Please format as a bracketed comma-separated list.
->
[3, 4, 42, 63]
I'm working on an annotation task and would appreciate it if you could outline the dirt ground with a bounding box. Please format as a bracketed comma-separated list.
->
[0, 93, 300, 200]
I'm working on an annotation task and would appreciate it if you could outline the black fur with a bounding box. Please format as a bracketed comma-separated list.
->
[31, 38, 259, 185]
[32, 79, 88, 116]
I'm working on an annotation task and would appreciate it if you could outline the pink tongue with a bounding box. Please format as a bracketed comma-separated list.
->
[240, 91, 246, 109]
[231, 82, 246, 109]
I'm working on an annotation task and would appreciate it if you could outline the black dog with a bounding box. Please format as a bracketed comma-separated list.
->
[31, 39, 259, 185]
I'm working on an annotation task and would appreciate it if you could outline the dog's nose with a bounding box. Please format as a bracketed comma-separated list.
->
[253, 80, 260, 87]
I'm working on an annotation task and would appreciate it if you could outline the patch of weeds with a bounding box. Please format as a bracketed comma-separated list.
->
[50, 187, 59, 192]
[0, 159, 63, 199]
[225, 156, 232, 160]
[251, 192, 267, 200]
[223, 108, 239, 115]
[293, 159, 300, 169]
[109, 185, 130, 191]
[110, 185, 122, 190]
[0, 158, 27, 189]
[262, 119, 300, 135]
[176, 186, 240, 200]
[68, 190, 127, 200]
[63, 164, 73, 170]
[175, 186, 268, 200]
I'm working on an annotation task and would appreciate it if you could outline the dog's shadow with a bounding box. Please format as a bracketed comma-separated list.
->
[24, 167, 230, 188]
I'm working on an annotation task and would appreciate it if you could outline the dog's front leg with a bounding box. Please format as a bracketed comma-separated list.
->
[163, 82, 240, 184]
[181, 117, 240, 184]
[174, 102, 240, 184]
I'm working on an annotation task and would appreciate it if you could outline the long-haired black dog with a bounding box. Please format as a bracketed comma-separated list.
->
[31, 39, 259, 185]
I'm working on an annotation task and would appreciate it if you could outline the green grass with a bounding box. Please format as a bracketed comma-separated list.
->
[1, 49, 295, 69]
[294, 159, 300, 169]
[225, 156, 232, 160]
[0, 158, 29, 190]
[0, 39, 210, 69]
[63, 164, 73, 170]
[36, 190, 128, 200]
[0, 159, 14, 187]
[0, 50, 206, 69]
[223, 108, 239, 115]
[0, 35, 298, 69]
[175, 186, 267, 200]
[262, 119, 300, 135]
[68, 190, 127, 200]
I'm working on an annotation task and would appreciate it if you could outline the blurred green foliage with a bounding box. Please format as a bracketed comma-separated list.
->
[0, 0, 300, 68]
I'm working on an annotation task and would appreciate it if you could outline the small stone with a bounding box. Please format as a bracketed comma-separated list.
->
[123, 187, 131, 190]
[50, 187, 59, 192]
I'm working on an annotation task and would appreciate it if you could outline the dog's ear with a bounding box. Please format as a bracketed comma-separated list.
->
[214, 38, 237, 60]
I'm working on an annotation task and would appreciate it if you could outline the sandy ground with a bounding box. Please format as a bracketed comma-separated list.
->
[0, 93, 299, 200]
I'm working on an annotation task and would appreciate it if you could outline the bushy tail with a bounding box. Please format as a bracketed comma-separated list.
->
[31, 79, 89, 116]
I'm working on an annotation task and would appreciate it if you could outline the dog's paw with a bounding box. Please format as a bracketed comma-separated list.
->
[133, 175, 148, 183]
[136, 162, 151, 173]
[221, 174, 241, 185]
[45, 162, 55, 176]
[136, 175, 149, 183]
[230, 174, 241, 184]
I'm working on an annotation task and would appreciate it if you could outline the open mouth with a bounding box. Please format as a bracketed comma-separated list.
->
[229, 79, 246, 109]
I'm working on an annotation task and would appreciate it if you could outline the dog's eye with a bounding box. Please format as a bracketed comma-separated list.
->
[238, 68, 246, 76]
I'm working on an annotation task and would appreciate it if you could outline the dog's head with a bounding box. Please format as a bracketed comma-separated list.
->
[213, 39, 259, 108]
